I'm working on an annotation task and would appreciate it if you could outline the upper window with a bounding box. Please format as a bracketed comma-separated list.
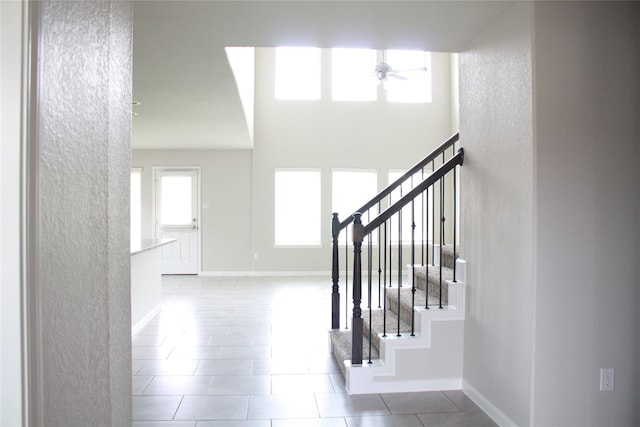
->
[275, 47, 321, 100]
[384, 50, 432, 103]
[274, 169, 321, 246]
[331, 48, 377, 102]
[273, 47, 432, 103]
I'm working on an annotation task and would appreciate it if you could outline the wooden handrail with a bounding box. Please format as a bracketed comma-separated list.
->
[336, 132, 459, 230]
[362, 148, 464, 236]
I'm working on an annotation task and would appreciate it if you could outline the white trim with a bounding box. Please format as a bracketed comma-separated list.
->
[1, 2, 29, 424]
[22, 2, 43, 425]
[199, 270, 331, 277]
[273, 244, 323, 249]
[344, 258, 467, 395]
[462, 380, 517, 427]
[151, 166, 202, 274]
[131, 304, 161, 335]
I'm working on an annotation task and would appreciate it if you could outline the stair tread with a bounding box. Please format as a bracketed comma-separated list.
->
[414, 264, 454, 284]
[385, 285, 443, 311]
[364, 307, 414, 338]
[329, 329, 380, 375]
[329, 252, 458, 374]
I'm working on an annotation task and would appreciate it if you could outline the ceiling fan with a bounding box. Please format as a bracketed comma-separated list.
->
[374, 51, 427, 82]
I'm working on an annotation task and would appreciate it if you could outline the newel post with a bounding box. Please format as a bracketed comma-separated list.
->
[351, 213, 364, 365]
[331, 213, 340, 329]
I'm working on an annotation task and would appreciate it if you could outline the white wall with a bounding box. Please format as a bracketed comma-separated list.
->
[460, 1, 640, 425]
[135, 50, 457, 273]
[459, 2, 535, 425]
[251, 48, 455, 272]
[33, 2, 132, 424]
[132, 149, 253, 272]
[1, 1, 25, 425]
[532, 2, 639, 425]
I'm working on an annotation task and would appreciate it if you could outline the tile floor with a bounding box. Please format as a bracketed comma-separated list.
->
[132, 275, 497, 427]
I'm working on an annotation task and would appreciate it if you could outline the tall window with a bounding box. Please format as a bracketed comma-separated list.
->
[274, 169, 321, 246]
[384, 50, 432, 103]
[275, 47, 321, 100]
[130, 168, 142, 245]
[331, 170, 378, 218]
[332, 170, 378, 244]
[331, 48, 377, 102]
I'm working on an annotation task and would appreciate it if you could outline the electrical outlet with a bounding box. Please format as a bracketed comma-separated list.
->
[600, 368, 614, 391]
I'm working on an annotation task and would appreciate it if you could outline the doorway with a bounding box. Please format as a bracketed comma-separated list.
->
[152, 167, 201, 274]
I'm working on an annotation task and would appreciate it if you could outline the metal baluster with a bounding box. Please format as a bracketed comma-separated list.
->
[439, 173, 445, 310]
[388, 194, 392, 289]
[411, 199, 416, 336]
[378, 201, 382, 308]
[453, 163, 457, 282]
[367, 231, 373, 364]
[431, 159, 436, 265]
[425, 188, 430, 310]
[397, 211, 402, 337]
[421, 168, 425, 266]
[383, 221, 388, 338]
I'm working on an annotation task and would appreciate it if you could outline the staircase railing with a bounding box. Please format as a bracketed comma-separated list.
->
[330, 133, 463, 366]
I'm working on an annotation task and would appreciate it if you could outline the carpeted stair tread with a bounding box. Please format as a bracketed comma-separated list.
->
[328, 247, 459, 374]
[363, 307, 415, 352]
[435, 244, 458, 270]
[329, 329, 379, 376]
[384, 285, 441, 327]
[414, 264, 453, 305]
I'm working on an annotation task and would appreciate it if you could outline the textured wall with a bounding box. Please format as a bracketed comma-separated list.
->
[461, 1, 640, 425]
[37, 1, 132, 425]
[459, 2, 535, 425]
[532, 2, 640, 425]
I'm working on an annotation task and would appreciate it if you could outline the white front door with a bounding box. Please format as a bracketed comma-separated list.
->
[153, 167, 200, 274]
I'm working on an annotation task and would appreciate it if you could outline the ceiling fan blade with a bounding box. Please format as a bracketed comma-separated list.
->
[392, 66, 428, 73]
[388, 73, 408, 81]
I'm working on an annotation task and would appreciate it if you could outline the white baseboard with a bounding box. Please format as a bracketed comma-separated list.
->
[131, 304, 161, 335]
[462, 380, 517, 427]
[199, 270, 331, 277]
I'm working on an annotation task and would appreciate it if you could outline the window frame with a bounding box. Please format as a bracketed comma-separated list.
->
[331, 48, 378, 102]
[384, 50, 432, 104]
[274, 46, 322, 101]
[274, 168, 322, 248]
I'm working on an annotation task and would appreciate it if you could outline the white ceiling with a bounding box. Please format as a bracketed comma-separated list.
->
[132, 0, 515, 150]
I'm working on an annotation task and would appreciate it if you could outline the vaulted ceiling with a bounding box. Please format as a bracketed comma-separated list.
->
[132, 1, 515, 150]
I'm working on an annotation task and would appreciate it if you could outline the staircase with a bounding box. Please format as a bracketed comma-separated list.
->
[328, 133, 466, 394]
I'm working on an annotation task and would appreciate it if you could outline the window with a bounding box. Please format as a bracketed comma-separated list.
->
[388, 170, 432, 244]
[130, 168, 142, 245]
[384, 50, 432, 103]
[275, 47, 321, 100]
[274, 170, 321, 246]
[159, 174, 193, 226]
[331, 48, 377, 101]
[272, 47, 432, 103]
[331, 170, 378, 218]
[332, 169, 378, 245]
